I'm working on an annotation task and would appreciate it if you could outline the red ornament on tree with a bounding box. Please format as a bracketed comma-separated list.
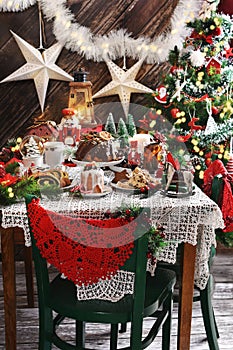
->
[176, 133, 192, 142]
[170, 66, 184, 75]
[170, 108, 180, 118]
[225, 47, 233, 59]
[211, 106, 219, 115]
[188, 117, 203, 131]
[148, 110, 158, 120]
[153, 85, 167, 104]
[206, 57, 221, 75]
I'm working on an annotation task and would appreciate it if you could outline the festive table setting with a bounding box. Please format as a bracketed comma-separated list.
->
[1, 0, 233, 349]
[0, 128, 225, 350]
[0, 80, 226, 341]
[0, 113, 225, 298]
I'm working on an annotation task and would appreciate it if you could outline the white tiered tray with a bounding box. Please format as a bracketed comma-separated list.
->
[71, 157, 124, 168]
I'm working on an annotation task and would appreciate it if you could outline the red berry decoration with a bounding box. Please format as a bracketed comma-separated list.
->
[170, 108, 180, 118]
[140, 186, 146, 193]
[125, 209, 131, 216]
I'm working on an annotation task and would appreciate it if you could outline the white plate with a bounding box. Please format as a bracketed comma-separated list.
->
[111, 182, 140, 194]
[81, 186, 112, 198]
[71, 157, 125, 168]
[61, 176, 80, 191]
[160, 189, 195, 198]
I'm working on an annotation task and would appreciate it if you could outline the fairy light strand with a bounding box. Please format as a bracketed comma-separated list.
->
[0, 0, 203, 63]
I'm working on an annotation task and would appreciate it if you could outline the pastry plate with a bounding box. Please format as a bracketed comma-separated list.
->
[71, 157, 124, 168]
[111, 181, 141, 194]
[160, 189, 195, 198]
[81, 186, 112, 198]
[61, 177, 80, 191]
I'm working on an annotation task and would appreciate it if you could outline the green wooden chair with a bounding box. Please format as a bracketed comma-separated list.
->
[25, 195, 176, 350]
[154, 174, 227, 350]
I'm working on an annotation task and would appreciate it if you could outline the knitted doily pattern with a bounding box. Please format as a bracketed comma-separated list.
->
[27, 198, 136, 286]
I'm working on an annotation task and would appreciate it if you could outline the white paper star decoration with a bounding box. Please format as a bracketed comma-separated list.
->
[92, 59, 153, 116]
[0, 31, 73, 112]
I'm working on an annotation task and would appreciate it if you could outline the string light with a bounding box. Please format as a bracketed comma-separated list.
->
[0, 0, 202, 63]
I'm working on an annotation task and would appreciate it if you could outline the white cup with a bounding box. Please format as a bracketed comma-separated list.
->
[23, 155, 43, 168]
[44, 142, 65, 167]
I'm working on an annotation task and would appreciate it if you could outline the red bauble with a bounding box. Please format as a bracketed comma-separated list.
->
[170, 108, 180, 118]
[148, 111, 158, 120]
[211, 106, 219, 115]
[170, 66, 183, 75]
[170, 66, 177, 74]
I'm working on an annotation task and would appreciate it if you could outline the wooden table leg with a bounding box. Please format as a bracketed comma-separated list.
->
[14, 228, 34, 308]
[0, 227, 17, 350]
[177, 243, 196, 350]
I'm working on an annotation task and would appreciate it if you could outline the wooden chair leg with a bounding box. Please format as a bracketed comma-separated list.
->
[13, 228, 35, 308]
[24, 246, 35, 308]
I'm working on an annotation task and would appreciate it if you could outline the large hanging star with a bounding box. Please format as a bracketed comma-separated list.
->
[1, 31, 73, 112]
[92, 59, 153, 116]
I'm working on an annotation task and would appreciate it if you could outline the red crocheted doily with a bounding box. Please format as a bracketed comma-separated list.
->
[27, 199, 136, 285]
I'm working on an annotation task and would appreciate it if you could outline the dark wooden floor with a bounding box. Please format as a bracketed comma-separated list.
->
[0, 250, 233, 349]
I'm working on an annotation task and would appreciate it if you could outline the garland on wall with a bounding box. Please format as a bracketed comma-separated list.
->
[0, 0, 202, 63]
[0, 0, 37, 12]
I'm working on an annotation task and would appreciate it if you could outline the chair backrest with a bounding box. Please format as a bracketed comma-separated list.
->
[25, 194, 150, 310]
[210, 175, 224, 205]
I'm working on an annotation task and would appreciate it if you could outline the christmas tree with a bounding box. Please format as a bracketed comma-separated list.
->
[127, 114, 137, 137]
[144, 0, 233, 185]
[105, 113, 117, 135]
[117, 118, 129, 147]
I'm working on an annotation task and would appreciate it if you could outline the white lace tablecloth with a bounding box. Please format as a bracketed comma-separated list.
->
[1, 181, 224, 299]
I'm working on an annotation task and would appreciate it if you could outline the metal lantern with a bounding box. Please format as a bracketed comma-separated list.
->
[68, 69, 95, 125]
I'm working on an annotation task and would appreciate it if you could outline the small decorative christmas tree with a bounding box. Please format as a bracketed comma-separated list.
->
[105, 113, 117, 135]
[117, 118, 129, 147]
[145, 0, 233, 185]
[127, 114, 137, 137]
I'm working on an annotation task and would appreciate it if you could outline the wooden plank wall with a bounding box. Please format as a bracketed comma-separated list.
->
[0, 0, 180, 148]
